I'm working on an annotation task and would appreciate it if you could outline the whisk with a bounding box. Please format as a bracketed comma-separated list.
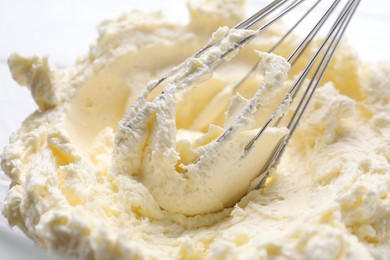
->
[113, 0, 360, 215]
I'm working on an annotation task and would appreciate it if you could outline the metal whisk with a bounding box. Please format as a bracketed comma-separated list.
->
[114, 0, 360, 214]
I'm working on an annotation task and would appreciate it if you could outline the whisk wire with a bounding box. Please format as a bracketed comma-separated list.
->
[288, 0, 360, 133]
[288, 0, 342, 64]
[246, 0, 357, 153]
[230, 0, 322, 93]
[252, 0, 361, 189]
[222, 0, 306, 59]
[235, 0, 287, 29]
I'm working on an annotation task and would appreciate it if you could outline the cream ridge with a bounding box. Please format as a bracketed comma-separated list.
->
[1, 0, 390, 259]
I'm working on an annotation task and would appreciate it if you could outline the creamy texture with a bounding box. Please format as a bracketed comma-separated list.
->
[1, 0, 390, 259]
[113, 40, 291, 215]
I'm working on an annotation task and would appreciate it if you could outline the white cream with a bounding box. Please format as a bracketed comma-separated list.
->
[1, 0, 389, 259]
[113, 48, 290, 216]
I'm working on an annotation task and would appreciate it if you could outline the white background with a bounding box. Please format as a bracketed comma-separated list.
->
[0, 0, 389, 258]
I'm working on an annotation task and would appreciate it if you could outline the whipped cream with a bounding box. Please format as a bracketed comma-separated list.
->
[1, 0, 389, 259]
